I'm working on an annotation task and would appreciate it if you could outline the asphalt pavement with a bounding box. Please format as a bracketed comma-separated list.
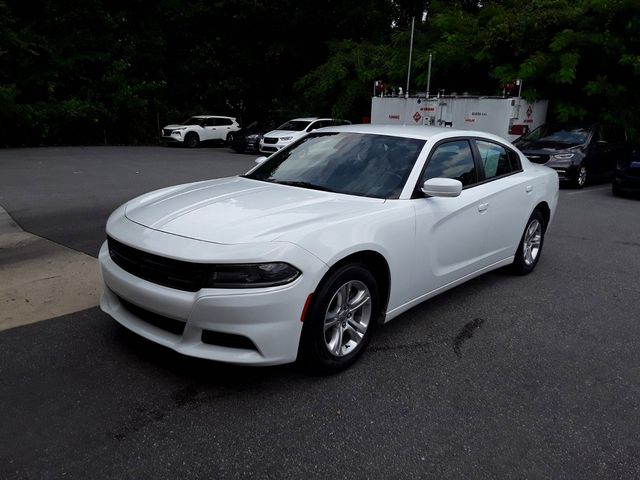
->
[1, 147, 639, 479]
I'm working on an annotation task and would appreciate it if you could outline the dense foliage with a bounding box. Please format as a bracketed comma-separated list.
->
[1, 0, 639, 146]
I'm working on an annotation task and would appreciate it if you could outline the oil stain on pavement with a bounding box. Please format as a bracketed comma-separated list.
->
[453, 318, 485, 357]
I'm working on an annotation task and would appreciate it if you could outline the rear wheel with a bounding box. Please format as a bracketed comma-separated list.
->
[184, 132, 199, 148]
[511, 210, 545, 275]
[299, 263, 379, 373]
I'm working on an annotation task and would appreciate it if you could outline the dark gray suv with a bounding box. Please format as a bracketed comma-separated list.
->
[514, 123, 629, 188]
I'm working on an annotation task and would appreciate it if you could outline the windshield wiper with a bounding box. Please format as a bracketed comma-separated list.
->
[276, 181, 336, 193]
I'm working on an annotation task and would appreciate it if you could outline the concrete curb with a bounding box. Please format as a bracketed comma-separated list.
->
[0, 205, 101, 331]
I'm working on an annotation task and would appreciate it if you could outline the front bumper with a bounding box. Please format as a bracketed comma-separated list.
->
[98, 221, 327, 365]
[547, 163, 578, 182]
[613, 169, 640, 192]
[162, 134, 185, 143]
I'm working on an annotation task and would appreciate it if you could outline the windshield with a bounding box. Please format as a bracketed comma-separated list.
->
[276, 120, 312, 131]
[522, 124, 591, 145]
[182, 117, 204, 126]
[245, 133, 425, 199]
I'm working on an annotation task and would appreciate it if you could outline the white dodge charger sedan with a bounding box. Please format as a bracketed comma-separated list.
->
[100, 125, 559, 372]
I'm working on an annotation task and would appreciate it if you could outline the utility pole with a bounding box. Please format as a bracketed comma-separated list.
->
[406, 16, 415, 98]
[426, 52, 432, 98]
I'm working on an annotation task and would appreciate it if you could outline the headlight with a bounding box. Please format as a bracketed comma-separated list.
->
[172, 131, 181, 135]
[246, 134, 259, 140]
[553, 153, 575, 160]
[204, 262, 301, 288]
[280, 136, 293, 141]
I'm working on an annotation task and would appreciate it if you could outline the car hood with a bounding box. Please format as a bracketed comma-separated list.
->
[517, 140, 583, 152]
[164, 124, 190, 129]
[124, 176, 385, 244]
[263, 130, 305, 138]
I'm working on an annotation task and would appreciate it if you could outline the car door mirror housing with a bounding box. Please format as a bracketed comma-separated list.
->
[421, 178, 463, 198]
[255, 156, 268, 165]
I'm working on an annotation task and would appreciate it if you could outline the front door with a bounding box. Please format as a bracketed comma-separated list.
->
[411, 139, 491, 298]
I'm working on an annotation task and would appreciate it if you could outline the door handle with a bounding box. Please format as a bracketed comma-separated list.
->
[478, 203, 489, 213]
[525, 185, 533, 193]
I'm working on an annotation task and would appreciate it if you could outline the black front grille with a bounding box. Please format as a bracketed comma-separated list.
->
[108, 237, 208, 292]
[162, 128, 173, 136]
[628, 167, 640, 178]
[118, 296, 186, 335]
[263, 137, 278, 144]
[261, 146, 277, 153]
[526, 154, 549, 164]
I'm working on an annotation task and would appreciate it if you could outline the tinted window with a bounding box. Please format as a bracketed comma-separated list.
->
[245, 132, 425, 199]
[202, 118, 215, 127]
[523, 124, 590, 145]
[277, 120, 312, 131]
[307, 121, 330, 131]
[421, 140, 476, 187]
[603, 125, 624, 143]
[475, 140, 516, 179]
[215, 118, 233, 126]
[182, 117, 203, 126]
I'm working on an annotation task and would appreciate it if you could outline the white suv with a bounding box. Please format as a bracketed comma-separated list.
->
[259, 117, 351, 154]
[162, 116, 240, 148]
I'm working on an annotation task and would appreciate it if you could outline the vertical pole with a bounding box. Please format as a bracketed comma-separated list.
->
[426, 53, 432, 98]
[406, 16, 415, 98]
[517, 78, 523, 98]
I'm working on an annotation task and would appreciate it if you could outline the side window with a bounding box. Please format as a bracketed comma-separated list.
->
[307, 121, 325, 132]
[475, 140, 515, 179]
[603, 125, 620, 143]
[421, 140, 477, 187]
[215, 118, 232, 126]
[202, 118, 215, 127]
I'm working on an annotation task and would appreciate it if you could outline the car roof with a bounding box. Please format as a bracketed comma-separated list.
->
[289, 117, 319, 122]
[192, 115, 235, 119]
[317, 123, 511, 143]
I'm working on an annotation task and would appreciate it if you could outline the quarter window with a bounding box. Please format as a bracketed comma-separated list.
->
[215, 118, 233, 126]
[421, 140, 477, 187]
[475, 140, 515, 179]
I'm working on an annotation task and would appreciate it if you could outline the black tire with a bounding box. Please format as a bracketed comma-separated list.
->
[572, 164, 587, 189]
[511, 209, 546, 275]
[184, 132, 199, 148]
[298, 263, 379, 373]
[612, 183, 624, 197]
[228, 133, 245, 153]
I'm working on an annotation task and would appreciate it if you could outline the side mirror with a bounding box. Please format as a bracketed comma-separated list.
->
[255, 156, 268, 165]
[421, 178, 463, 198]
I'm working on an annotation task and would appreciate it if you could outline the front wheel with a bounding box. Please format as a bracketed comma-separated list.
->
[299, 264, 379, 373]
[184, 132, 199, 148]
[572, 164, 587, 189]
[511, 210, 545, 275]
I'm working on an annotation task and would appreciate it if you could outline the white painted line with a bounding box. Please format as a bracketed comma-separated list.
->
[566, 186, 611, 195]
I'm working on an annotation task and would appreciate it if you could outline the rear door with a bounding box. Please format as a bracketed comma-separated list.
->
[215, 118, 234, 141]
[470, 139, 533, 264]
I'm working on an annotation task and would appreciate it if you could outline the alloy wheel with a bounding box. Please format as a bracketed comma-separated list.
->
[323, 280, 371, 357]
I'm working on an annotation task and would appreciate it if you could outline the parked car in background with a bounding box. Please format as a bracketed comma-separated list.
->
[259, 117, 351, 154]
[612, 146, 640, 196]
[514, 123, 628, 188]
[100, 124, 558, 372]
[228, 120, 279, 154]
[162, 116, 240, 148]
